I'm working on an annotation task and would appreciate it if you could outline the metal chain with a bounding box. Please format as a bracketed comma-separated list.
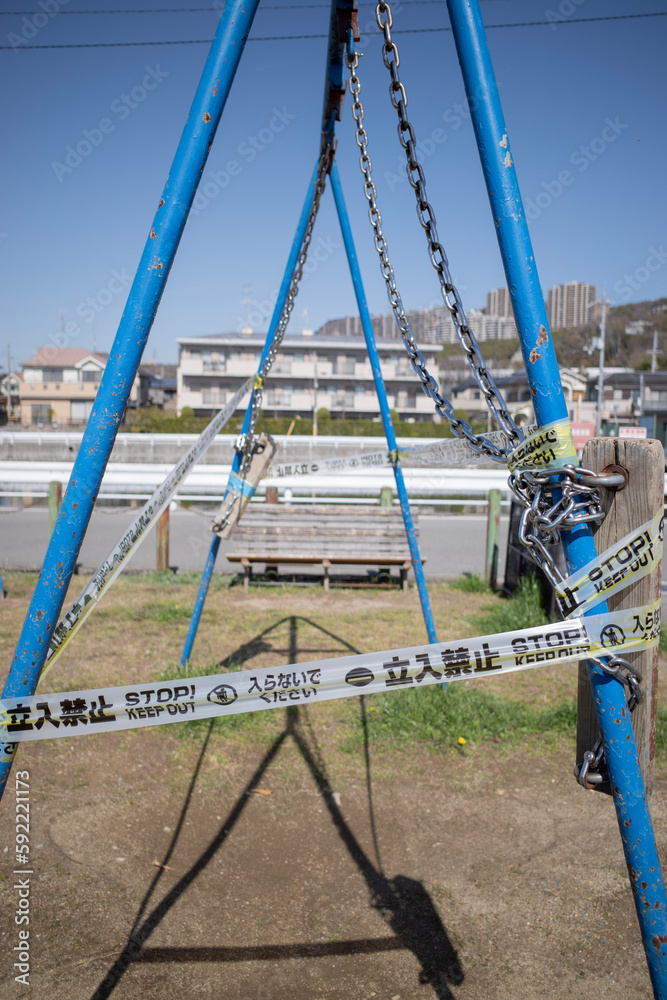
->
[215, 141, 334, 532]
[364, 3, 638, 791]
[574, 655, 643, 787]
[370, 3, 523, 454]
[508, 464, 605, 586]
[346, 46, 515, 463]
[239, 140, 334, 478]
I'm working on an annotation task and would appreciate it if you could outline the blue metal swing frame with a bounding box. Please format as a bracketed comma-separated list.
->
[1, 0, 665, 992]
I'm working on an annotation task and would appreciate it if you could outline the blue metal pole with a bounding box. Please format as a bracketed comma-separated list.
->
[180, 159, 323, 666]
[446, 1, 667, 992]
[329, 161, 437, 642]
[0, 0, 262, 802]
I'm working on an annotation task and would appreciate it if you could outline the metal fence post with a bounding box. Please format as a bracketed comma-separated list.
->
[330, 161, 437, 642]
[446, 1, 667, 991]
[485, 488, 501, 590]
[0, 0, 262, 804]
[156, 506, 170, 573]
[48, 480, 62, 536]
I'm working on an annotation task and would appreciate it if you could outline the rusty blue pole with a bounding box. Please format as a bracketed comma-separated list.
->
[0, 0, 262, 803]
[446, 1, 667, 993]
[180, 158, 322, 666]
[330, 160, 437, 642]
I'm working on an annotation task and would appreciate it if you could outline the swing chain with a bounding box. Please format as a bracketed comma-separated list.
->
[237, 140, 334, 484]
[213, 142, 334, 534]
[346, 48, 514, 464]
[373, 2, 523, 453]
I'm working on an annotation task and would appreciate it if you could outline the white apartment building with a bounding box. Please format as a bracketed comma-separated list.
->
[177, 332, 443, 421]
[485, 287, 515, 319]
[317, 307, 517, 345]
[546, 281, 597, 330]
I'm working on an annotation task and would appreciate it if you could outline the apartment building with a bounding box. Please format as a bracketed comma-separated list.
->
[316, 306, 518, 346]
[16, 347, 148, 426]
[485, 287, 515, 319]
[177, 332, 443, 421]
[546, 281, 597, 330]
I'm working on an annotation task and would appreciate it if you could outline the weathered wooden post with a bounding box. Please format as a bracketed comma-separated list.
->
[265, 485, 279, 504]
[485, 488, 501, 590]
[156, 506, 170, 572]
[576, 437, 663, 795]
[48, 480, 62, 535]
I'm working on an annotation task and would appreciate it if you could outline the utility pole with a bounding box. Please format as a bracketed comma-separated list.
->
[588, 290, 610, 437]
[648, 329, 660, 373]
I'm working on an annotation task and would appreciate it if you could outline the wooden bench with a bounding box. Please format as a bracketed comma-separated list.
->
[227, 504, 423, 592]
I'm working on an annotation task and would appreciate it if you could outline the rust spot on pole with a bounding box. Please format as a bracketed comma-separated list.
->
[212, 85, 218, 96]
[652, 934, 667, 956]
[150, 228, 156, 239]
[529, 327, 549, 364]
[203, 112, 212, 123]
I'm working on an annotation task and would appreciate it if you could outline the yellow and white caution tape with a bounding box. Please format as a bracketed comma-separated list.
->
[506, 418, 577, 473]
[2, 601, 658, 745]
[556, 509, 664, 618]
[40, 378, 252, 677]
[266, 431, 512, 479]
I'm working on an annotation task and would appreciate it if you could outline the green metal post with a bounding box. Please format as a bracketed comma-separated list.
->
[48, 481, 62, 536]
[485, 488, 501, 590]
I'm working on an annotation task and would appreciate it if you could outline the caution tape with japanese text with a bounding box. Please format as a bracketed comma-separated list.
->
[0, 600, 659, 749]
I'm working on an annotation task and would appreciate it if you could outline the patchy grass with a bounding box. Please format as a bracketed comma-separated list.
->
[3, 571, 666, 767]
[157, 659, 281, 743]
[660, 627, 667, 656]
[341, 684, 577, 756]
[472, 575, 549, 636]
[450, 573, 489, 595]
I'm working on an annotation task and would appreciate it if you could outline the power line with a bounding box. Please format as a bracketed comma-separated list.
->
[0, 0, 538, 11]
[1, 11, 664, 48]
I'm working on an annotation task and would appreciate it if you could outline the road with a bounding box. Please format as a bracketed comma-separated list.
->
[0, 508, 507, 585]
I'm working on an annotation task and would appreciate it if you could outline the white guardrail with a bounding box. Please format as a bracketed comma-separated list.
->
[0, 460, 511, 506]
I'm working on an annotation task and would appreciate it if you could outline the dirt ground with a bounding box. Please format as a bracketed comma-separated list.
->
[0, 575, 662, 999]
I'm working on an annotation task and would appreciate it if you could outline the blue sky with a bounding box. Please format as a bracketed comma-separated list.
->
[1, 0, 665, 366]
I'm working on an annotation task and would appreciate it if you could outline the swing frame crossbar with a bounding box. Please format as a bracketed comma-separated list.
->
[1, 0, 665, 993]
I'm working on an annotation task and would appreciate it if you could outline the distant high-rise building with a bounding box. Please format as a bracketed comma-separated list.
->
[486, 287, 514, 319]
[546, 282, 597, 330]
[316, 306, 517, 345]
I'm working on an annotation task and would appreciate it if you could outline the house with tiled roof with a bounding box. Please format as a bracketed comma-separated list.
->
[18, 347, 148, 426]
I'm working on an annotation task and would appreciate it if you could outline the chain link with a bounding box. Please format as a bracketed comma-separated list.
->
[346, 47, 516, 463]
[368, 3, 523, 456]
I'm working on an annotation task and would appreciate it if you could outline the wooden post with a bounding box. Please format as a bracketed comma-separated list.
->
[48, 481, 62, 535]
[156, 506, 170, 572]
[265, 486, 279, 504]
[485, 488, 501, 590]
[576, 438, 663, 796]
